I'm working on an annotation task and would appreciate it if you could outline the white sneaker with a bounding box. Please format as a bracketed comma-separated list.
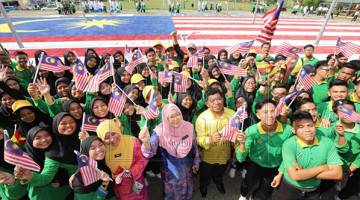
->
[229, 168, 236, 178]
[146, 170, 156, 177]
[156, 173, 161, 179]
[238, 195, 246, 200]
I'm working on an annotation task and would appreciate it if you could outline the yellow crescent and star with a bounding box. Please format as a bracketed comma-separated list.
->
[0, 18, 127, 33]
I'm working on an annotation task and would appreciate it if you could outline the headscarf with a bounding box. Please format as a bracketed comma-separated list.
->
[84, 49, 100, 75]
[113, 50, 126, 69]
[15, 106, 52, 138]
[154, 104, 194, 158]
[63, 51, 78, 66]
[115, 67, 130, 89]
[54, 77, 70, 98]
[61, 99, 83, 127]
[45, 112, 80, 164]
[174, 93, 196, 122]
[229, 53, 243, 66]
[207, 64, 225, 83]
[136, 63, 151, 85]
[72, 136, 114, 196]
[0, 90, 19, 130]
[217, 49, 229, 62]
[67, 82, 86, 104]
[235, 76, 256, 104]
[3, 76, 28, 98]
[90, 96, 113, 120]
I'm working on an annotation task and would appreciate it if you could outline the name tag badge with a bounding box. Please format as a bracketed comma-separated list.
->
[115, 153, 122, 158]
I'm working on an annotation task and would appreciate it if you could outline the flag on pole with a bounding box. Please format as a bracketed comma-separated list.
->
[108, 85, 127, 117]
[84, 62, 112, 92]
[275, 91, 300, 116]
[73, 60, 89, 91]
[3, 131, 41, 172]
[338, 105, 360, 123]
[225, 40, 255, 55]
[125, 49, 146, 74]
[217, 61, 247, 77]
[173, 73, 188, 93]
[274, 42, 303, 57]
[74, 150, 101, 186]
[297, 68, 317, 90]
[143, 90, 159, 120]
[222, 106, 248, 143]
[255, 0, 285, 43]
[158, 71, 173, 85]
[82, 114, 100, 132]
[124, 45, 132, 62]
[335, 37, 360, 58]
[39, 54, 70, 72]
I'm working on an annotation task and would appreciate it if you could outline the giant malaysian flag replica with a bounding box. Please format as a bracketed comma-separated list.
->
[3, 130, 41, 172]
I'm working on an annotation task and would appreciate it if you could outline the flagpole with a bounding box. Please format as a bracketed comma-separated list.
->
[0, 43, 11, 61]
[0, 3, 24, 48]
[314, 0, 337, 46]
[116, 84, 137, 106]
[252, 0, 259, 24]
[81, 112, 86, 131]
[287, 90, 301, 108]
[33, 52, 44, 83]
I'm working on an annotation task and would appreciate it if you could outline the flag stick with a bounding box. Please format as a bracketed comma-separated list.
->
[81, 112, 86, 131]
[287, 90, 301, 108]
[251, 0, 259, 24]
[0, 43, 11, 61]
[33, 52, 44, 83]
[116, 84, 137, 106]
[314, 0, 337, 45]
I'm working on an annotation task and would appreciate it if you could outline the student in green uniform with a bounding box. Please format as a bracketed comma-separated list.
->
[72, 136, 115, 200]
[331, 62, 357, 91]
[236, 99, 293, 200]
[14, 113, 80, 200]
[331, 100, 360, 199]
[12, 51, 34, 90]
[302, 44, 319, 67]
[272, 111, 343, 200]
[145, 48, 164, 72]
[255, 42, 274, 63]
[318, 80, 349, 123]
[311, 60, 331, 104]
[349, 77, 360, 111]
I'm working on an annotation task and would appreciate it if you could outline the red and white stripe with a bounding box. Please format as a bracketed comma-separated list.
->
[80, 158, 101, 186]
[4, 151, 41, 172]
[3, 16, 360, 60]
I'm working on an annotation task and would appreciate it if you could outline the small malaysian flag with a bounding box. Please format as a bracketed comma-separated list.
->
[338, 105, 360, 123]
[225, 40, 254, 55]
[84, 62, 112, 92]
[3, 131, 41, 172]
[125, 49, 146, 74]
[124, 45, 132, 62]
[222, 106, 248, 143]
[217, 61, 247, 77]
[335, 37, 360, 58]
[274, 42, 303, 57]
[74, 150, 101, 186]
[39, 54, 70, 73]
[274, 91, 300, 116]
[82, 114, 100, 132]
[187, 47, 206, 68]
[158, 71, 173, 85]
[173, 73, 188, 93]
[297, 68, 317, 90]
[108, 85, 127, 117]
[73, 60, 89, 91]
[143, 90, 159, 120]
[255, 0, 284, 43]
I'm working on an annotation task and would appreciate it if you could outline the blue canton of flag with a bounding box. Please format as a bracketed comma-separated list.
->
[297, 68, 317, 91]
[40, 54, 70, 73]
[109, 85, 127, 117]
[74, 150, 100, 186]
[158, 71, 173, 85]
[338, 106, 360, 123]
[3, 131, 41, 172]
[217, 61, 247, 77]
[143, 90, 159, 120]
[82, 114, 100, 132]
[275, 91, 300, 116]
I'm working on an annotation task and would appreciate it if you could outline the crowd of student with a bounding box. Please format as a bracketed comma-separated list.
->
[0, 30, 359, 200]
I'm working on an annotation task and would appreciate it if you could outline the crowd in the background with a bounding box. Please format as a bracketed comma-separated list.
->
[0, 30, 359, 200]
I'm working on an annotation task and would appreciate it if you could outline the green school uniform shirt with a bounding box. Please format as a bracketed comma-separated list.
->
[13, 65, 34, 90]
[74, 186, 116, 200]
[318, 101, 338, 124]
[282, 135, 342, 189]
[236, 121, 293, 168]
[302, 56, 319, 67]
[0, 180, 28, 200]
[311, 81, 329, 104]
[334, 123, 360, 168]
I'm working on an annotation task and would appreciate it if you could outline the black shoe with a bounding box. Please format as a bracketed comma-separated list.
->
[200, 186, 207, 198]
[215, 183, 226, 194]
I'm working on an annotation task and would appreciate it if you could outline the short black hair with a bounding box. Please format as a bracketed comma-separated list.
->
[261, 42, 271, 48]
[329, 79, 348, 89]
[340, 62, 356, 71]
[291, 110, 313, 124]
[336, 52, 346, 58]
[315, 60, 328, 70]
[205, 88, 225, 103]
[14, 51, 28, 57]
[145, 48, 155, 55]
[274, 54, 287, 63]
[349, 60, 360, 70]
[273, 83, 288, 90]
[255, 99, 277, 111]
[295, 98, 315, 110]
[326, 54, 336, 61]
[303, 44, 314, 50]
[333, 99, 355, 113]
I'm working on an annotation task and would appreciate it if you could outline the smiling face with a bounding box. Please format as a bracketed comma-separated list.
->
[69, 102, 83, 120]
[15, 54, 29, 67]
[88, 139, 106, 161]
[58, 115, 77, 135]
[99, 82, 111, 95]
[244, 78, 256, 93]
[329, 85, 348, 101]
[19, 108, 36, 123]
[71, 85, 84, 99]
[1, 94, 15, 109]
[293, 119, 316, 143]
[168, 109, 182, 128]
[256, 103, 276, 127]
[121, 70, 131, 84]
[181, 95, 193, 109]
[32, 130, 52, 149]
[56, 82, 69, 98]
[206, 93, 224, 114]
[6, 79, 20, 91]
[103, 132, 120, 146]
[92, 100, 109, 118]
[87, 57, 98, 68]
[67, 53, 77, 64]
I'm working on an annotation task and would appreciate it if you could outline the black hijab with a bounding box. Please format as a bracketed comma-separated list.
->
[84, 49, 100, 75]
[235, 76, 256, 105]
[72, 136, 114, 197]
[115, 67, 130, 89]
[64, 51, 78, 67]
[99, 52, 111, 68]
[113, 50, 127, 69]
[0, 91, 18, 130]
[45, 112, 80, 164]
[62, 99, 83, 127]
[54, 77, 71, 99]
[15, 106, 52, 138]
[229, 53, 243, 66]
[174, 93, 196, 122]
[123, 85, 139, 102]
[208, 64, 225, 83]
[3, 76, 29, 98]
[90, 96, 114, 120]
[68, 82, 86, 104]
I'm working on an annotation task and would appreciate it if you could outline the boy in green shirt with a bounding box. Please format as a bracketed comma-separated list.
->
[302, 44, 319, 67]
[12, 51, 34, 90]
[311, 60, 331, 104]
[272, 111, 343, 200]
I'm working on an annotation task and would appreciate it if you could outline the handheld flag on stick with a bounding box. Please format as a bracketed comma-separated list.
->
[225, 40, 254, 55]
[125, 49, 146, 74]
[74, 150, 101, 186]
[3, 130, 41, 172]
[335, 37, 360, 58]
[108, 85, 127, 117]
[338, 106, 360, 123]
[158, 71, 173, 85]
[274, 42, 303, 57]
[222, 106, 248, 143]
[275, 91, 300, 116]
[187, 47, 206, 68]
[173, 73, 188, 93]
[255, 0, 285, 43]
[84, 62, 112, 92]
[11, 124, 25, 145]
[39, 54, 70, 73]
[297, 68, 317, 91]
[73, 60, 89, 91]
[217, 61, 247, 77]
[82, 114, 100, 132]
[142, 90, 159, 120]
